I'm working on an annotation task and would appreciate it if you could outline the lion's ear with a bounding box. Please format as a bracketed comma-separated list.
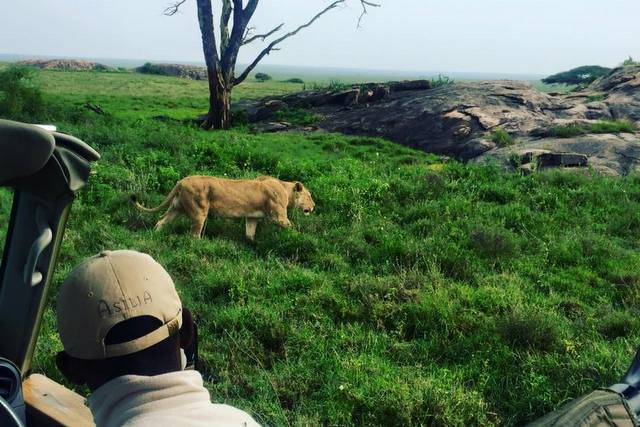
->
[294, 182, 303, 192]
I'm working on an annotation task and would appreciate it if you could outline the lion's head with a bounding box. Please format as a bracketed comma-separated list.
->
[293, 182, 315, 215]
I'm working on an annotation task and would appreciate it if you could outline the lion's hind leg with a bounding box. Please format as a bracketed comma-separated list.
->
[245, 218, 259, 242]
[154, 208, 180, 231]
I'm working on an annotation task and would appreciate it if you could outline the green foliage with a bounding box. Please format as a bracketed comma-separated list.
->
[274, 107, 321, 126]
[542, 65, 612, 85]
[489, 128, 515, 147]
[586, 94, 606, 103]
[255, 72, 272, 82]
[0, 65, 45, 120]
[5, 69, 640, 426]
[622, 56, 639, 67]
[284, 78, 304, 84]
[311, 80, 351, 91]
[549, 120, 637, 138]
[136, 62, 170, 76]
[430, 74, 455, 88]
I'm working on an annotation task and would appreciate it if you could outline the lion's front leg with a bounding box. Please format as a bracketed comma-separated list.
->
[268, 201, 292, 229]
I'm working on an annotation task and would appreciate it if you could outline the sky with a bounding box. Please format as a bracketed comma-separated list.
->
[1, 0, 639, 76]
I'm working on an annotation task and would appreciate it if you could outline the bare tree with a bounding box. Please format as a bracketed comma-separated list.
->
[166, 0, 379, 130]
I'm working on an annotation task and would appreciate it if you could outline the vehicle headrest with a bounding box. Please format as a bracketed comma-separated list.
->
[0, 120, 55, 185]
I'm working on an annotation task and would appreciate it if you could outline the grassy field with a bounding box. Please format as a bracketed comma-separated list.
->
[2, 68, 640, 426]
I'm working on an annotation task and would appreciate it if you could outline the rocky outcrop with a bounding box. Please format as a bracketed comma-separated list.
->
[236, 69, 640, 175]
[135, 63, 208, 80]
[316, 81, 579, 160]
[589, 65, 640, 123]
[18, 59, 114, 72]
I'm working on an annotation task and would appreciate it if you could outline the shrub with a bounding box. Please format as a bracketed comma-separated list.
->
[489, 128, 515, 147]
[542, 65, 611, 85]
[0, 65, 45, 120]
[590, 119, 636, 134]
[622, 56, 639, 67]
[469, 225, 519, 261]
[255, 72, 272, 82]
[549, 120, 637, 138]
[586, 94, 605, 103]
[136, 62, 169, 76]
[548, 123, 586, 138]
[285, 78, 304, 84]
[430, 74, 454, 88]
[311, 80, 350, 91]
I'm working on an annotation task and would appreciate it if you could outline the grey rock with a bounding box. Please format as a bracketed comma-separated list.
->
[537, 152, 588, 168]
[255, 122, 291, 133]
[389, 80, 432, 91]
[477, 133, 640, 176]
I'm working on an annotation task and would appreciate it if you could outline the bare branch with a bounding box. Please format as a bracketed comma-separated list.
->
[242, 23, 284, 45]
[164, 0, 187, 16]
[358, 0, 380, 28]
[234, 0, 346, 85]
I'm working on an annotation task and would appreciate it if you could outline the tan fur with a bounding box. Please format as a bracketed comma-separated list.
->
[132, 175, 315, 240]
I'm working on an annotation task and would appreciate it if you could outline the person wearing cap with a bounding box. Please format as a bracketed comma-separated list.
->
[55, 250, 260, 427]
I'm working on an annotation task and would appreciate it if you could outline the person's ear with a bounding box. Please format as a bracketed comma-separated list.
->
[294, 182, 303, 192]
[56, 352, 89, 386]
[179, 307, 195, 349]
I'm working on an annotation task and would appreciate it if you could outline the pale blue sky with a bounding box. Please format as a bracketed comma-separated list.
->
[1, 0, 639, 75]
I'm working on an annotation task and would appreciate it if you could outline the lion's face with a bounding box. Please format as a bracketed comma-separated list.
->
[293, 182, 315, 215]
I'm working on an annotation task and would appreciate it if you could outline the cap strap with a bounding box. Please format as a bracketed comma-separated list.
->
[103, 312, 182, 358]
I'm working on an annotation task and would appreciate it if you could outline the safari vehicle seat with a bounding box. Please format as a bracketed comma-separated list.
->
[0, 119, 99, 426]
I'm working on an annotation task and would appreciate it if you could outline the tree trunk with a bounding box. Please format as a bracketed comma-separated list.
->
[204, 77, 231, 130]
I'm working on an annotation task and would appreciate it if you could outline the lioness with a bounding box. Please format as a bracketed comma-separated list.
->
[131, 175, 315, 241]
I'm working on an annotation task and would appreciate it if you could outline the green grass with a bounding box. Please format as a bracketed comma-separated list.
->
[36, 70, 303, 120]
[274, 107, 321, 126]
[3, 70, 640, 426]
[586, 94, 606, 103]
[549, 120, 637, 138]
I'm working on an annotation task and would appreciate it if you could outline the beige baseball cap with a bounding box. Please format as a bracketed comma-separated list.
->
[57, 250, 183, 360]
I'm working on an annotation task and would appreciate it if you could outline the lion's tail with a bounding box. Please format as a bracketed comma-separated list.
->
[130, 185, 179, 214]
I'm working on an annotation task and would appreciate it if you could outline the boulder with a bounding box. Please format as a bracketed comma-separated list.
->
[254, 122, 292, 133]
[476, 133, 640, 176]
[316, 81, 571, 159]
[389, 80, 432, 91]
[537, 153, 588, 168]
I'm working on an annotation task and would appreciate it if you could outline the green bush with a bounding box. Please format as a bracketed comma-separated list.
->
[590, 119, 636, 134]
[285, 78, 304, 84]
[489, 128, 515, 147]
[586, 94, 605, 103]
[430, 74, 454, 88]
[0, 65, 45, 121]
[542, 65, 611, 85]
[311, 80, 350, 91]
[255, 72, 272, 82]
[137, 62, 169, 76]
[622, 56, 639, 67]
